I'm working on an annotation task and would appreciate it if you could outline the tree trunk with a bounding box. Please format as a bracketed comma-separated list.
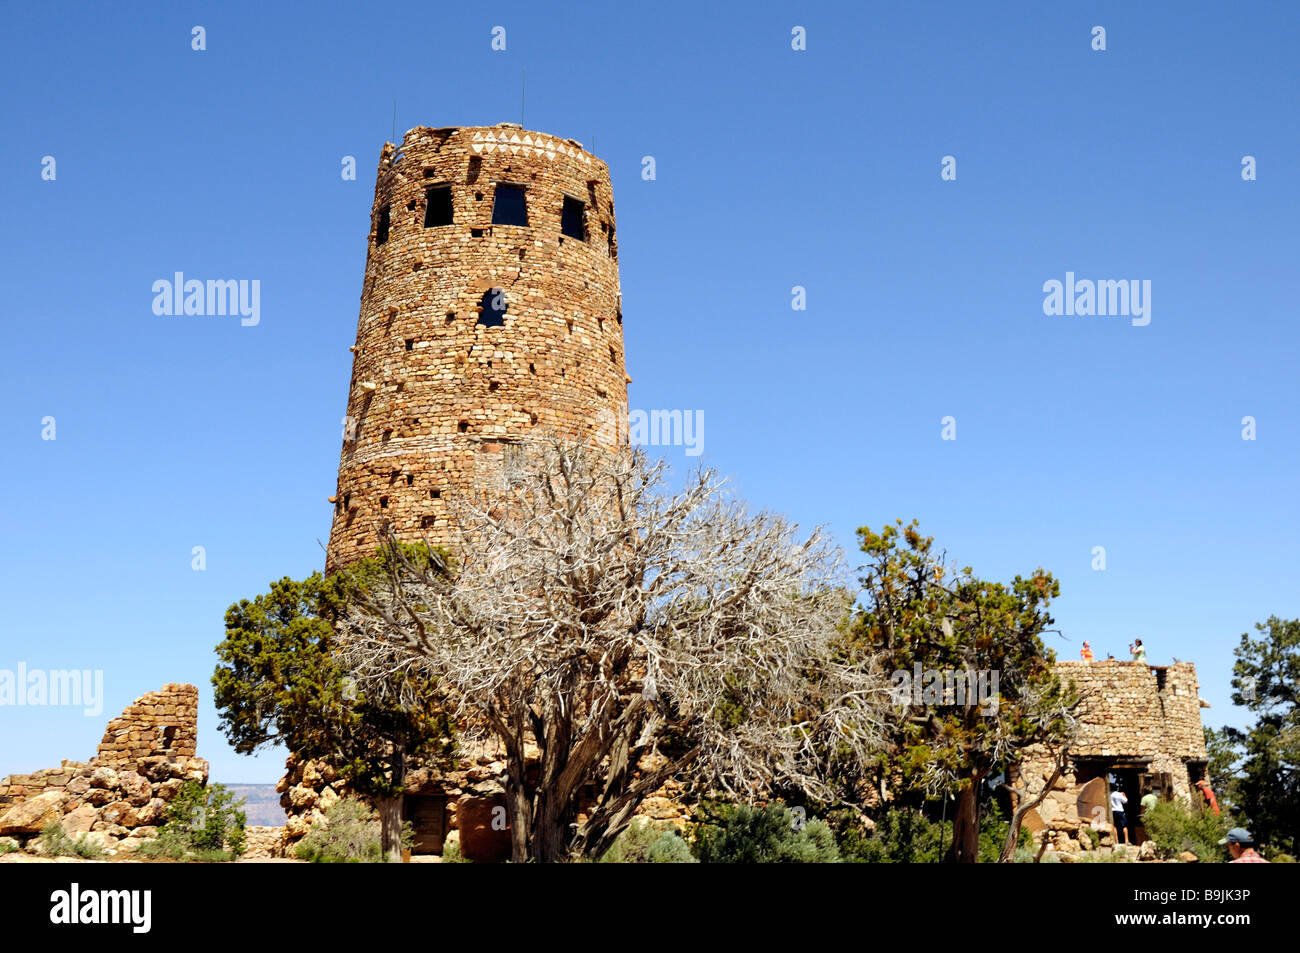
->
[377, 796, 403, 863]
[947, 777, 983, 863]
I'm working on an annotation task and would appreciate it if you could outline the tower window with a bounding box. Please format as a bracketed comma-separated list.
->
[424, 186, 453, 227]
[561, 196, 586, 241]
[405, 339, 414, 351]
[375, 205, 390, 246]
[491, 184, 528, 226]
[477, 289, 507, 328]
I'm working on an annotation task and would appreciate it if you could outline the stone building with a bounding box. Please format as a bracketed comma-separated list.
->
[1010, 661, 1210, 852]
[325, 123, 629, 570]
[0, 684, 209, 856]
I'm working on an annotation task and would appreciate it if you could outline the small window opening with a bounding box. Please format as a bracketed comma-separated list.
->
[529, 363, 536, 375]
[430, 489, 441, 500]
[475, 191, 483, 201]
[406, 199, 416, 211]
[458, 420, 468, 433]
[561, 196, 586, 241]
[423, 169, 437, 178]
[471, 228, 483, 238]
[406, 474, 415, 486]
[424, 186, 453, 227]
[609, 345, 617, 363]
[477, 289, 507, 328]
[343, 493, 351, 510]
[421, 515, 437, 528]
[375, 205, 390, 246]
[491, 184, 528, 226]
[598, 317, 604, 333]
[467, 156, 481, 183]
[445, 312, 456, 324]
[405, 339, 414, 351]
[161, 726, 177, 749]
[489, 381, 500, 391]
[379, 496, 389, 508]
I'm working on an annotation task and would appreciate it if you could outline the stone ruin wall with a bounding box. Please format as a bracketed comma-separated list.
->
[1013, 661, 1209, 856]
[326, 123, 629, 571]
[0, 684, 209, 857]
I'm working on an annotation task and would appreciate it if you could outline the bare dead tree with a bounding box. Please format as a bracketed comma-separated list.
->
[995, 681, 1084, 863]
[334, 438, 890, 862]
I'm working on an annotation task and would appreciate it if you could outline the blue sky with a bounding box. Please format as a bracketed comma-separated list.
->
[1, 1, 1296, 783]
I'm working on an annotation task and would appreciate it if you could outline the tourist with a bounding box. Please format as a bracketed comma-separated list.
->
[1194, 778, 1220, 815]
[1130, 638, 1147, 663]
[1220, 828, 1270, 863]
[1111, 787, 1130, 845]
[1080, 641, 1094, 662]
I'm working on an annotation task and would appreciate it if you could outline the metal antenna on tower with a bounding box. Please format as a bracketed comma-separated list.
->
[392, 100, 397, 144]
[521, 69, 526, 126]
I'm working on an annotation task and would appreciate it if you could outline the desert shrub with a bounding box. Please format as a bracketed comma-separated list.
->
[1142, 799, 1229, 862]
[839, 807, 945, 863]
[0, 838, 18, 855]
[295, 797, 382, 863]
[837, 803, 1028, 863]
[440, 831, 470, 863]
[599, 819, 696, 863]
[691, 802, 840, 863]
[37, 823, 107, 860]
[138, 780, 246, 861]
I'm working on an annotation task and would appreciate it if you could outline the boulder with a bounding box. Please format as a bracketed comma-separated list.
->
[89, 766, 120, 790]
[288, 786, 318, 810]
[136, 798, 167, 826]
[456, 795, 510, 863]
[60, 805, 99, 835]
[99, 801, 137, 828]
[119, 771, 152, 807]
[1178, 850, 1200, 863]
[0, 790, 67, 835]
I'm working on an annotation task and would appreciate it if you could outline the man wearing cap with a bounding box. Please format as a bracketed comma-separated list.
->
[1220, 828, 1270, 863]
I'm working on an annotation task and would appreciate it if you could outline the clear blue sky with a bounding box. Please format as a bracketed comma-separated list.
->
[1, 1, 1296, 783]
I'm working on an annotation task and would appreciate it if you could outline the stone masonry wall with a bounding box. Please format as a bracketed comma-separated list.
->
[326, 123, 628, 570]
[0, 684, 209, 857]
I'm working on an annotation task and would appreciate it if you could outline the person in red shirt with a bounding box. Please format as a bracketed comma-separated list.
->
[1195, 778, 1220, 815]
[1220, 828, 1270, 863]
[1080, 641, 1094, 662]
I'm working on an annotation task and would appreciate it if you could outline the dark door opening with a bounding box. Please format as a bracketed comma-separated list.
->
[402, 795, 448, 854]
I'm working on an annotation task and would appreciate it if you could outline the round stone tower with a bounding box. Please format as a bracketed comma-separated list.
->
[326, 124, 628, 570]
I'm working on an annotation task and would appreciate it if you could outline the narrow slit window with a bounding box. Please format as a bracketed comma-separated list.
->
[561, 196, 586, 241]
[424, 186, 453, 227]
[491, 184, 528, 226]
[375, 205, 390, 246]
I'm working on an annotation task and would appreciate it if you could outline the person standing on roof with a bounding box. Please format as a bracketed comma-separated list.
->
[1081, 641, 1094, 662]
[1129, 638, 1147, 663]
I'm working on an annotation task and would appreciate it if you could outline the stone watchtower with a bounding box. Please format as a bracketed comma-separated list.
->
[326, 124, 628, 570]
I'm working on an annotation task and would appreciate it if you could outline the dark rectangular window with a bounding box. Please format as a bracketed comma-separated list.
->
[560, 196, 586, 241]
[491, 184, 528, 226]
[424, 186, 453, 227]
[375, 205, 390, 246]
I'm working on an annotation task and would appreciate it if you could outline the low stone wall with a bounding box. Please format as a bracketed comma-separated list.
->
[243, 825, 288, 859]
[0, 684, 209, 857]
